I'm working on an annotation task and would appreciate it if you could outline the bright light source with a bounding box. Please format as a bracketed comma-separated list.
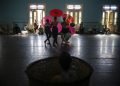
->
[74, 5, 81, 9]
[67, 5, 74, 9]
[103, 5, 117, 10]
[38, 5, 44, 9]
[30, 5, 44, 9]
[103, 5, 110, 10]
[30, 5, 37, 9]
[111, 5, 117, 10]
[67, 5, 81, 9]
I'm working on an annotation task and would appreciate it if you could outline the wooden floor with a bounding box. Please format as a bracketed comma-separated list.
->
[0, 34, 120, 86]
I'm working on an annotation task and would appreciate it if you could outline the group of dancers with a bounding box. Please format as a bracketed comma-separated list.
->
[44, 16, 75, 47]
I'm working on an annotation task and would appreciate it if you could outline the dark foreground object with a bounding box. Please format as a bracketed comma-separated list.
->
[25, 57, 93, 86]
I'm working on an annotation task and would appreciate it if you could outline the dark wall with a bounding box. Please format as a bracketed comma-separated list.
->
[117, 5, 120, 32]
[0, 1, 3, 22]
[0, 0, 29, 24]
[0, 0, 103, 23]
[0, 0, 119, 30]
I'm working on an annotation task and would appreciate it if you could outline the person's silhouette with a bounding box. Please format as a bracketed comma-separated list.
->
[59, 52, 72, 71]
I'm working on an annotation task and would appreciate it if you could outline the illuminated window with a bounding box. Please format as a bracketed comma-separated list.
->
[70, 12, 73, 17]
[79, 12, 82, 24]
[66, 4, 82, 25]
[30, 5, 37, 9]
[30, 5, 44, 9]
[114, 12, 117, 25]
[34, 11, 37, 21]
[29, 4, 45, 26]
[103, 5, 117, 11]
[75, 12, 77, 24]
[67, 5, 81, 10]
[102, 12, 105, 25]
[66, 11, 69, 14]
[74, 5, 81, 9]
[30, 11, 32, 25]
[38, 5, 44, 9]
[67, 5, 74, 9]
[111, 5, 117, 10]
[103, 5, 110, 10]
[102, 5, 118, 32]
[43, 11, 45, 18]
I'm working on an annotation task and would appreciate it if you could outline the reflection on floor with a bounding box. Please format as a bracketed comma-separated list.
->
[0, 34, 120, 86]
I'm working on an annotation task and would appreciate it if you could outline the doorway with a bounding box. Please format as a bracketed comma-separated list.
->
[102, 5, 118, 32]
[29, 4, 45, 27]
[66, 5, 82, 25]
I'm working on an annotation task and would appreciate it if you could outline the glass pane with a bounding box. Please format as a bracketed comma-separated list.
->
[102, 12, 105, 25]
[66, 11, 69, 14]
[34, 11, 37, 23]
[67, 5, 74, 9]
[29, 4, 45, 26]
[79, 11, 81, 24]
[39, 11, 42, 25]
[43, 11, 45, 18]
[103, 5, 117, 11]
[30, 5, 37, 9]
[103, 5, 110, 10]
[109, 12, 114, 24]
[111, 5, 117, 10]
[38, 5, 44, 9]
[30, 11, 32, 25]
[37, 10, 42, 26]
[105, 12, 108, 25]
[114, 12, 117, 25]
[30, 11, 32, 18]
[74, 5, 81, 9]
[66, 5, 82, 25]
[75, 12, 77, 24]
[105, 12, 107, 24]
[70, 12, 73, 17]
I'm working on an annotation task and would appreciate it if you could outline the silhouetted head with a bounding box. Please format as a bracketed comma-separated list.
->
[54, 17, 57, 21]
[70, 22, 75, 27]
[46, 19, 49, 23]
[63, 17, 66, 21]
[59, 52, 72, 71]
[104, 25, 107, 28]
